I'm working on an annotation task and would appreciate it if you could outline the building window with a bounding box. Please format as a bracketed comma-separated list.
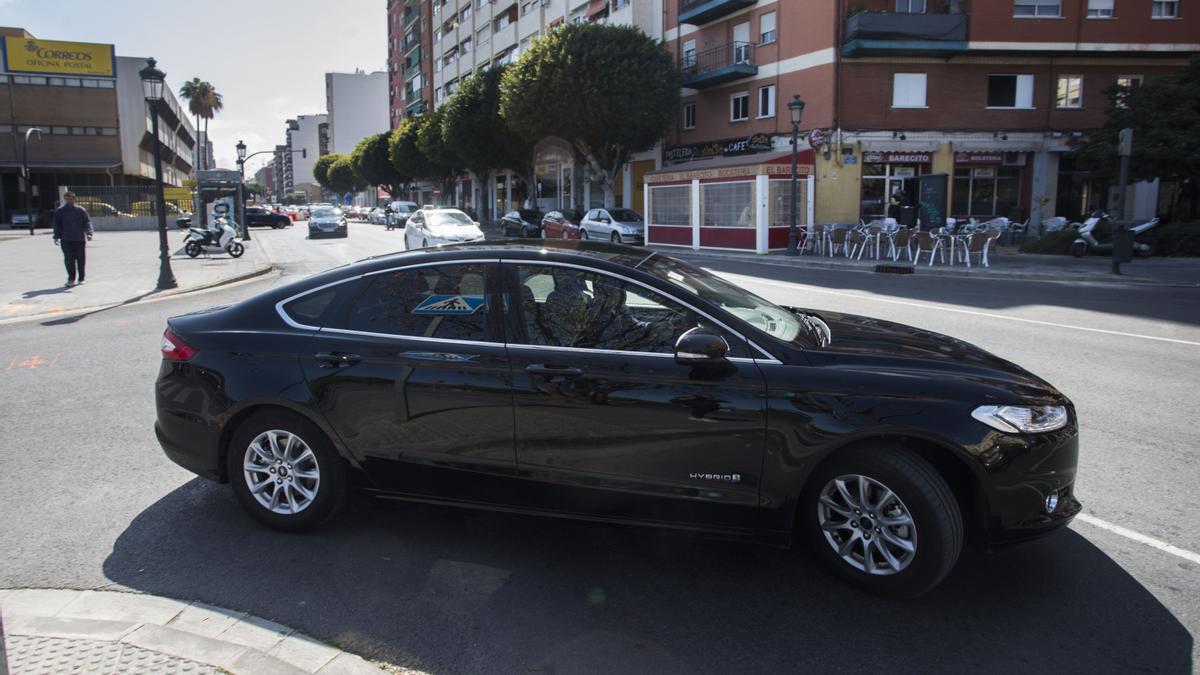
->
[1056, 75, 1083, 108]
[760, 11, 777, 44]
[682, 39, 696, 68]
[1013, 1, 1061, 16]
[757, 84, 776, 118]
[683, 102, 696, 129]
[987, 74, 1035, 108]
[1117, 75, 1144, 90]
[730, 92, 749, 122]
[769, 179, 809, 227]
[1087, 0, 1114, 17]
[461, 5, 472, 19]
[478, 26, 489, 44]
[952, 167, 1022, 218]
[462, 38, 472, 53]
[896, 0, 926, 12]
[521, 0, 537, 15]
[701, 181, 754, 227]
[1152, 0, 1179, 17]
[892, 73, 927, 108]
[649, 185, 691, 226]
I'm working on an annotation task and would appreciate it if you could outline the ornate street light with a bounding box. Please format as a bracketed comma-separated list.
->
[786, 95, 806, 256]
[139, 58, 177, 289]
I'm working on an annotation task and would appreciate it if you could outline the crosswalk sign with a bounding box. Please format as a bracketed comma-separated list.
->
[412, 295, 486, 315]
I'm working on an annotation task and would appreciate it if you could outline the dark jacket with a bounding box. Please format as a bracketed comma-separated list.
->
[54, 204, 94, 242]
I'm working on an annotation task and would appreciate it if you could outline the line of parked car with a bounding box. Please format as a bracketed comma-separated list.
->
[501, 208, 645, 245]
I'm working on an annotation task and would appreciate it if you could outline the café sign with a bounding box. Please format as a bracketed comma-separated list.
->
[863, 151, 933, 164]
[2, 37, 115, 77]
[665, 133, 775, 162]
[954, 151, 1004, 165]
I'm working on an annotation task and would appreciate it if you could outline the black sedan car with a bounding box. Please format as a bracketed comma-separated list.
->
[155, 241, 1079, 597]
[500, 209, 544, 238]
[307, 206, 348, 238]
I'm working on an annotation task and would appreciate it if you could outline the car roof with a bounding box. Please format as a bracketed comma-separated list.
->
[348, 240, 657, 275]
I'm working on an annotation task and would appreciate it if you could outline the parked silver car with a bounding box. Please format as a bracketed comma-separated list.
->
[579, 208, 644, 245]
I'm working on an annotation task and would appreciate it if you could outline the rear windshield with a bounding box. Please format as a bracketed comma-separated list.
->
[311, 207, 342, 219]
[518, 209, 543, 221]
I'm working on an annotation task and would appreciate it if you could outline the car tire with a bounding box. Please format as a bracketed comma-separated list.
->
[184, 241, 201, 258]
[562, 229, 569, 240]
[800, 444, 962, 598]
[611, 232, 621, 244]
[422, 238, 429, 248]
[226, 410, 347, 532]
[580, 229, 589, 240]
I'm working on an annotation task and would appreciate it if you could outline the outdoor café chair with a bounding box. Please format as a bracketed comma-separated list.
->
[912, 230, 944, 266]
[961, 229, 1002, 268]
[889, 227, 914, 262]
[827, 226, 850, 257]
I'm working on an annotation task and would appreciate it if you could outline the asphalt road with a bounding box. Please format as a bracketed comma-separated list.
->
[1, 220, 1196, 673]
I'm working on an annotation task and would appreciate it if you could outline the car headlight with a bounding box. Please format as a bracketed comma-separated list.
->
[971, 405, 1068, 433]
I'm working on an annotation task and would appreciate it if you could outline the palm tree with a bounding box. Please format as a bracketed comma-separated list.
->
[178, 78, 211, 170]
[202, 86, 223, 169]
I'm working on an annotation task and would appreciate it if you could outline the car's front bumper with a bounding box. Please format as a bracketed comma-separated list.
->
[977, 425, 1082, 544]
[616, 233, 645, 245]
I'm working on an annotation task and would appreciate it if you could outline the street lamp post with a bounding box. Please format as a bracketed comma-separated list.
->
[235, 140, 251, 240]
[786, 95, 806, 256]
[139, 58, 177, 290]
[236, 139, 247, 181]
[21, 127, 45, 236]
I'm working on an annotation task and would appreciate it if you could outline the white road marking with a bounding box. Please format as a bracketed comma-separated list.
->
[1074, 513, 1200, 565]
[717, 272, 1200, 347]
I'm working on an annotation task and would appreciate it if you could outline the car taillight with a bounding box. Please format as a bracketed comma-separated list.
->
[161, 329, 197, 362]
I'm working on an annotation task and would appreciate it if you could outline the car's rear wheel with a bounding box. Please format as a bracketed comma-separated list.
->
[227, 411, 346, 532]
[801, 444, 962, 598]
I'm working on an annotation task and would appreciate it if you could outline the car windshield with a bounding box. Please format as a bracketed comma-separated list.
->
[635, 254, 830, 349]
[394, 202, 417, 211]
[608, 209, 642, 222]
[311, 208, 342, 219]
[427, 211, 474, 227]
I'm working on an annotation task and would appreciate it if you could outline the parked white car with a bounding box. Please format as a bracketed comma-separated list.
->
[579, 208, 645, 245]
[404, 208, 486, 249]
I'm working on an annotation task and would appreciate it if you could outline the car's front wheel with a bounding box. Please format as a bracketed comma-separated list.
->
[227, 411, 347, 532]
[801, 444, 962, 598]
[580, 229, 589, 240]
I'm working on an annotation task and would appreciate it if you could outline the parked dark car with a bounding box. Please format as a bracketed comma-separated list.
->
[540, 209, 585, 240]
[500, 209, 544, 238]
[245, 206, 291, 229]
[155, 241, 1080, 597]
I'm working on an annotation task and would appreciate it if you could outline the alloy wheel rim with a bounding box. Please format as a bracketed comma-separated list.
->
[817, 474, 917, 576]
[243, 430, 320, 515]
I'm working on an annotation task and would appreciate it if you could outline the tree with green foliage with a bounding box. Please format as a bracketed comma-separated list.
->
[501, 24, 680, 208]
[415, 109, 463, 202]
[351, 132, 409, 197]
[442, 66, 537, 215]
[313, 154, 340, 192]
[389, 118, 434, 196]
[1072, 56, 1200, 219]
[244, 182, 265, 198]
[326, 155, 366, 195]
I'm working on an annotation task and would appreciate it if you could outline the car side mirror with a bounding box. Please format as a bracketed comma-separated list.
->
[675, 328, 729, 365]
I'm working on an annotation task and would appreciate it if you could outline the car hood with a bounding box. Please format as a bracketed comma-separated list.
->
[792, 308, 1063, 402]
[428, 224, 484, 239]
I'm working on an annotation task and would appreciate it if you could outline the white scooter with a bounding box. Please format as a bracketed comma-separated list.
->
[183, 215, 245, 258]
[1070, 210, 1159, 258]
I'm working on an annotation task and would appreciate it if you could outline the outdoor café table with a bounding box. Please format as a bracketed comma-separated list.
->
[935, 231, 971, 265]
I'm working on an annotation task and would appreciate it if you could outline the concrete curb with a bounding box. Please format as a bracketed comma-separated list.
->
[0, 265, 276, 326]
[0, 588, 407, 674]
[652, 246, 1200, 288]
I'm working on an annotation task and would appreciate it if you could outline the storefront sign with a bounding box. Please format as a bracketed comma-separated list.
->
[808, 128, 826, 148]
[954, 151, 1003, 165]
[1, 37, 115, 77]
[863, 151, 932, 164]
[664, 133, 776, 162]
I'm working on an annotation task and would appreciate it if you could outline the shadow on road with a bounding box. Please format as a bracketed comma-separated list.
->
[687, 257, 1200, 328]
[21, 287, 72, 299]
[103, 480, 1193, 674]
[39, 290, 161, 326]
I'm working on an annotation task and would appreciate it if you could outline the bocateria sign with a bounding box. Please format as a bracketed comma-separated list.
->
[1, 37, 115, 78]
[954, 151, 1004, 164]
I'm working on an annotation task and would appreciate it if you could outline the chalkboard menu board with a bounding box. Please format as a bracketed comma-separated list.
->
[915, 174, 948, 231]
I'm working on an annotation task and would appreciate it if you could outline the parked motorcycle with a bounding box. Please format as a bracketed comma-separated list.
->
[183, 216, 244, 258]
[1070, 210, 1159, 258]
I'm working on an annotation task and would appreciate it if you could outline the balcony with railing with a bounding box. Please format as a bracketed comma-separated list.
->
[677, 0, 756, 26]
[842, 11, 968, 57]
[681, 42, 756, 89]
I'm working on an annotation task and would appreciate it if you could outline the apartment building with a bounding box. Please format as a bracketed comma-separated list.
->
[253, 164, 274, 201]
[283, 114, 327, 201]
[325, 70, 390, 155]
[650, 0, 1198, 252]
[387, 0, 664, 217]
[0, 28, 196, 224]
[272, 144, 288, 201]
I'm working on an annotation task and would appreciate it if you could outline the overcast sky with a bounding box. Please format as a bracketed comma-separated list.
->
[2, 0, 387, 173]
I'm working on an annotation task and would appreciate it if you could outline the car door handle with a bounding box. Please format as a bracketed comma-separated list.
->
[315, 351, 362, 368]
[525, 363, 583, 378]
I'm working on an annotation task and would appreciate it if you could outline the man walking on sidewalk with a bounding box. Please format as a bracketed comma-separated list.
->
[53, 192, 94, 287]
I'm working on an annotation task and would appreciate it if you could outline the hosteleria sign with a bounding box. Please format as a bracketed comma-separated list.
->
[1, 37, 115, 78]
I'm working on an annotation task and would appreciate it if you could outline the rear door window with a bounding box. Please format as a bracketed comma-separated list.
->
[347, 264, 494, 342]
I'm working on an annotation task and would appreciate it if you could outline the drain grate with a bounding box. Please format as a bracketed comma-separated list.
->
[874, 264, 915, 274]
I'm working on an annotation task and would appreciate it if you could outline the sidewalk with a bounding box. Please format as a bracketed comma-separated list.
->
[0, 588, 402, 674]
[0, 230, 273, 323]
[650, 244, 1200, 287]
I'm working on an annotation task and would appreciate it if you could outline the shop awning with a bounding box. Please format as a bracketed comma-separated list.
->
[952, 141, 1042, 152]
[647, 150, 814, 183]
[859, 141, 940, 153]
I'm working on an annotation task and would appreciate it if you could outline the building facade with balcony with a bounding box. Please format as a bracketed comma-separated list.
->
[0, 28, 196, 225]
[284, 114, 327, 201]
[652, 0, 1197, 253]
[387, 0, 665, 219]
